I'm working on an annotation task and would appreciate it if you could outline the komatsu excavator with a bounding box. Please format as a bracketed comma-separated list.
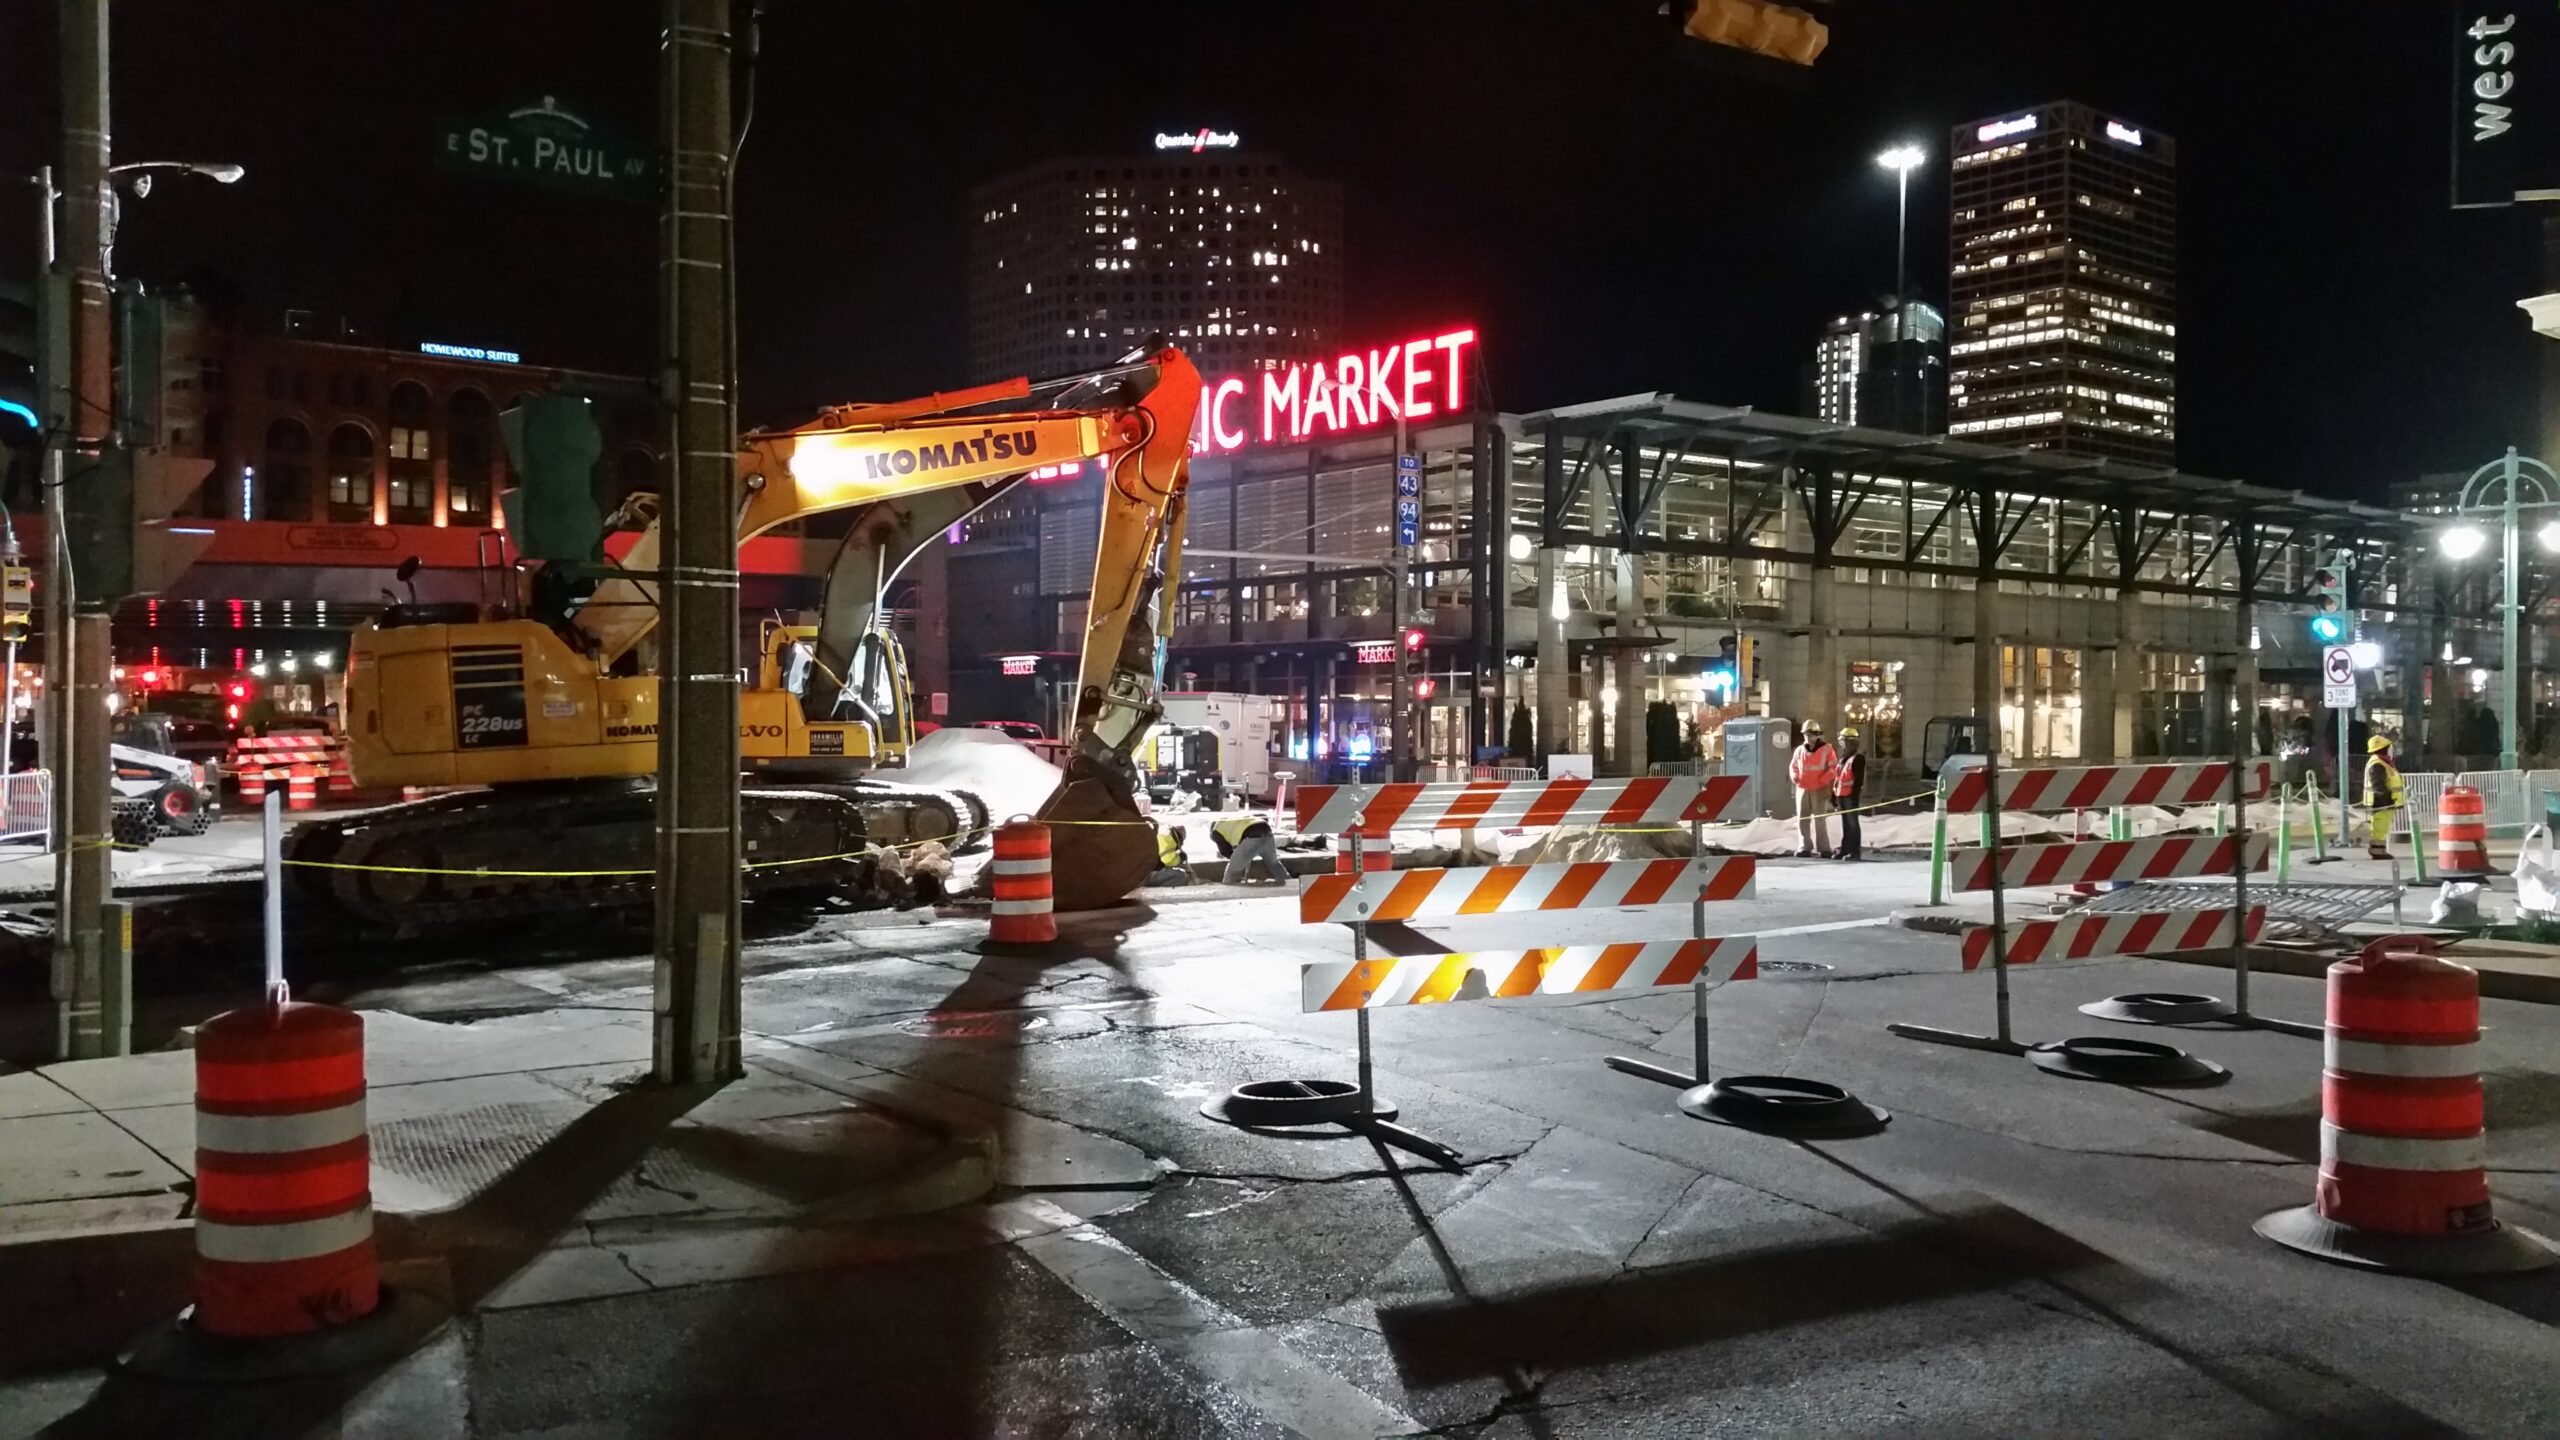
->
[291, 345, 1201, 929]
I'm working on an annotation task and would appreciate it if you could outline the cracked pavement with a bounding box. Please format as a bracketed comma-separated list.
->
[5, 859, 2558, 1438]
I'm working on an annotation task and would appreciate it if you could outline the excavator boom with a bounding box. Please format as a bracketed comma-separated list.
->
[572, 345, 1202, 910]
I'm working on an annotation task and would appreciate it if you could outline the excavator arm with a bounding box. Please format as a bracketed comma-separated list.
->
[560, 345, 1202, 908]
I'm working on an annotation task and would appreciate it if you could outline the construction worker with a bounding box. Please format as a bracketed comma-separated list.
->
[1147, 823, 1192, 887]
[1833, 725, 1867, 861]
[1211, 811, 1287, 884]
[2364, 734, 2404, 860]
[1790, 720, 1837, 858]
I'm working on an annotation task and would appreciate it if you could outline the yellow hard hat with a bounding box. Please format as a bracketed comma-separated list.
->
[2366, 735, 2392, 753]
[1838, 725, 1861, 738]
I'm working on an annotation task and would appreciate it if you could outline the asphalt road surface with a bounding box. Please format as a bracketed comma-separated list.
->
[5, 858, 2557, 1438]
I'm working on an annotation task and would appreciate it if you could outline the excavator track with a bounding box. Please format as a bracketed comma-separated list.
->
[779, 780, 987, 853]
[286, 781, 870, 934]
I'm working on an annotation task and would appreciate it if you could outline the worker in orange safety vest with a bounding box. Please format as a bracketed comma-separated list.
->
[1790, 720, 1837, 858]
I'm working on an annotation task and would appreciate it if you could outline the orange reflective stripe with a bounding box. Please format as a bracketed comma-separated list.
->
[1454, 866, 1527, 916]
[1576, 942, 1646, 992]
[1323, 959, 1393, 1011]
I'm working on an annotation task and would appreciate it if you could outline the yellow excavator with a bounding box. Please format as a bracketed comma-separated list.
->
[292, 345, 1201, 928]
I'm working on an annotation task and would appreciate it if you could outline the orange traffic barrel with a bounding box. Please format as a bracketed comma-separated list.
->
[326, 745, 354, 795]
[2256, 936, 2555, 1273]
[191, 1002, 380, 1337]
[989, 816, 1057, 945]
[2433, 786, 2493, 877]
[239, 765, 268, 805]
[286, 764, 318, 812]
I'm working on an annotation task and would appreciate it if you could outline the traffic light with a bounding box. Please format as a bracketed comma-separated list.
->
[2309, 555, 2350, 645]
[61, 447, 215, 599]
[1674, 0, 1831, 67]
[499, 393, 606, 562]
[1413, 677, 1435, 700]
[0, 563, 29, 646]
[0, 283, 39, 513]
[1401, 625, 1426, 654]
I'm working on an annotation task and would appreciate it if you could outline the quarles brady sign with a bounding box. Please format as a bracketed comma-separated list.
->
[1189, 326, 1479, 457]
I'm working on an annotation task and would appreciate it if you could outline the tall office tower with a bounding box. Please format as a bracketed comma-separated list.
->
[1948, 102, 2176, 464]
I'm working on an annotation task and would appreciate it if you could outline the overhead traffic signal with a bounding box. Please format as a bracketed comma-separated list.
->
[2309, 555, 2350, 645]
[1673, 0, 1832, 67]
[61, 447, 216, 600]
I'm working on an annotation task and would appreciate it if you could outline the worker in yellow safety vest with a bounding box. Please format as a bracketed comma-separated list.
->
[2364, 735, 2404, 859]
[1790, 720, 1838, 858]
[1210, 813, 1286, 884]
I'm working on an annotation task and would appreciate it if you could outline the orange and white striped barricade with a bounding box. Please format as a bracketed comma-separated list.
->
[2433, 785, 2495, 879]
[2257, 936, 2555, 1273]
[1199, 775, 1882, 1152]
[985, 815, 1057, 948]
[1895, 748, 2271, 1080]
[125, 999, 445, 1379]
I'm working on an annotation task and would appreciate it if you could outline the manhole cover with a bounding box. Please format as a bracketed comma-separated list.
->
[897, 1011, 1052, 1040]
[1757, 959, 1832, 976]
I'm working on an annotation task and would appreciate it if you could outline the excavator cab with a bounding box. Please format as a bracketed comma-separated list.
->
[739, 620, 912, 773]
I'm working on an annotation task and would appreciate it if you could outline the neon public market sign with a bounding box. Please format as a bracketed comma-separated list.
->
[1190, 327, 1479, 456]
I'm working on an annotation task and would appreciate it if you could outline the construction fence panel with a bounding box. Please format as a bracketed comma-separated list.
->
[0, 769, 50, 843]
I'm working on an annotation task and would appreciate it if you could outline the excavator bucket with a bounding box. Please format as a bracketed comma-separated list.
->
[1036, 752, 1160, 912]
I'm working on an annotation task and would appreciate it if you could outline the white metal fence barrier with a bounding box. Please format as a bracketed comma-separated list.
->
[0, 769, 52, 845]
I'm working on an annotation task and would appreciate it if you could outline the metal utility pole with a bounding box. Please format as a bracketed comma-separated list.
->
[654, 0, 742, 1085]
[56, 0, 119, 1059]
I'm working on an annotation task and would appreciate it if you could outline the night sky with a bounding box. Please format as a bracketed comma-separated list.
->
[0, 2, 2543, 499]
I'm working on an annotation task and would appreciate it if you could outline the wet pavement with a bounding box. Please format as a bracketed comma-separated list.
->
[3, 855, 2557, 1437]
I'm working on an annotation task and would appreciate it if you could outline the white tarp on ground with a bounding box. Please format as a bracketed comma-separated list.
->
[902, 727, 1064, 829]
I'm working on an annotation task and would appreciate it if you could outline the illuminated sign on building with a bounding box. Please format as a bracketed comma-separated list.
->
[1154, 129, 1241, 152]
[1189, 327, 1479, 457]
[2104, 120, 2144, 146]
[1975, 114, 2039, 144]
[1351, 640, 1396, 665]
[420, 341, 522, 364]
[1000, 655, 1039, 676]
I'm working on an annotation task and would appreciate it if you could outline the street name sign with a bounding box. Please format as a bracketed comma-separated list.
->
[437, 96, 657, 202]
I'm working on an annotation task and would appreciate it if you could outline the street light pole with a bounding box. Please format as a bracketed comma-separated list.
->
[1874, 144, 1925, 433]
[2504, 465, 2522, 772]
[2438, 447, 2560, 772]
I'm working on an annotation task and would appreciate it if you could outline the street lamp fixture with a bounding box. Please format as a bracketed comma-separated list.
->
[107, 161, 245, 197]
[2436, 446, 2560, 769]
[2440, 523, 2489, 560]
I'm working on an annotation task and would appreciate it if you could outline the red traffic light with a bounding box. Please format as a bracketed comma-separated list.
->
[1413, 677, 1436, 699]
[139, 667, 160, 686]
[1401, 627, 1427, 652]
[227, 681, 251, 700]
